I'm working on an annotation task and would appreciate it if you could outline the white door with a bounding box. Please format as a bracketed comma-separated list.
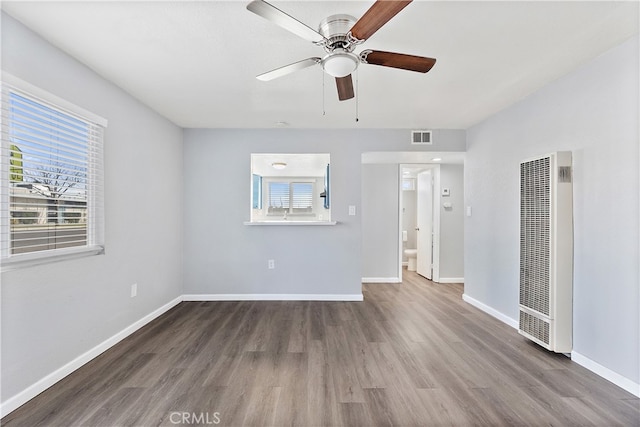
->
[416, 171, 433, 279]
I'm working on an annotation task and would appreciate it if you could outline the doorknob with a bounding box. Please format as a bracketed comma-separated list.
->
[415, 227, 419, 231]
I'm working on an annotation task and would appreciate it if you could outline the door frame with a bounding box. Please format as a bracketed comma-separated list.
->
[416, 169, 434, 279]
[398, 164, 441, 282]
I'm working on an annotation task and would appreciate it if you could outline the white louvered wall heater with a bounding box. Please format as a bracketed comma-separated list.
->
[519, 151, 573, 352]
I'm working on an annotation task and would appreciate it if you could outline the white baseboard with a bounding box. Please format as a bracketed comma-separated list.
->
[461, 295, 640, 398]
[0, 296, 182, 418]
[462, 293, 519, 329]
[4, 291, 638, 420]
[361, 277, 402, 284]
[1, 291, 365, 416]
[182, 293, 364, 301]
[1, 291, 366, 417]
[438, 277, 464, 284]
[571, 351, 640, 397]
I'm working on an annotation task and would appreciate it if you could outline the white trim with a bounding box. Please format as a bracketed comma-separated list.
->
[0, 296, 182, 417]
[5, 290, 637, 422]
[461, 294, 640, 398]
[1, 246, 104, 272]
[0, 292, 365, 416]
[183, 293, 364, 301]
[571, 351, 640, 398]
[432, 165, 441, 283]
[1, 71, 108, 127]
[438, 277, 464, 284]
[361, 277, 402, 284]
[244, 220, 337, 226]
[398, 164, 404, 281]
[462, 293, 519, 329]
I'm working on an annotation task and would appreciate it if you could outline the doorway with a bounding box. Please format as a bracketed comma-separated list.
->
[399, 164, 441, 281]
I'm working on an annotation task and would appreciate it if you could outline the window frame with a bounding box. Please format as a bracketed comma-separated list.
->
[264, 178, 316, 217]
[1, 73, 107, 270]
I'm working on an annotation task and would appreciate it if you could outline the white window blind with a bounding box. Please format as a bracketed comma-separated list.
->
[291, 182, 313, 211]
[268, 182, 290, 209]
[267, 181, 314, 214]
[1, 77, 105, 266]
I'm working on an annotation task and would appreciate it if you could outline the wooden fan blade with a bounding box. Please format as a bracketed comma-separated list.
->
[350, 0, 412, 42]
[257, 58, 321, 81]
[336, 75, 354, 101]
[361, 50, 436, 73]
[247, 0, 327, 43]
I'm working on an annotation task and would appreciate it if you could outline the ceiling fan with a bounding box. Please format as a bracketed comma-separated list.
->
[247, 0, 436, 101]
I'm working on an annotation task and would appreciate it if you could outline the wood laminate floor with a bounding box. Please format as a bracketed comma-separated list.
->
[3, 270, 639, 426]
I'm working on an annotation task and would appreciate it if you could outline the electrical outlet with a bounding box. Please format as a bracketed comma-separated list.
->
[268, 259, 275, 269]
[131, 283, 137, 298]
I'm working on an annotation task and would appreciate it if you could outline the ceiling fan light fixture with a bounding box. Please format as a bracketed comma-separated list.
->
[248, 0, 436, 103]
[321, 50, 359, 78]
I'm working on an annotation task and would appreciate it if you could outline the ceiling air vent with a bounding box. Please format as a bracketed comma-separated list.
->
[411, 130, 432, 145]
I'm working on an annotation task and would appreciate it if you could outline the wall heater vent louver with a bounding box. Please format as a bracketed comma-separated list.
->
[411, 130, 432, 145]
[519, 151, 573, 353]
[519, 310, 550, 344]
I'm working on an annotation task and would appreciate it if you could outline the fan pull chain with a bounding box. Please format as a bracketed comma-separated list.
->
[355, 68, 359, 123]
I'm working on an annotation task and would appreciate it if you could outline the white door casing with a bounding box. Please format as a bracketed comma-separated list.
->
[417, 170, 433, 279]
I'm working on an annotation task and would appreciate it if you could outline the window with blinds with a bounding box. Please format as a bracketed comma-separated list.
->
[267, 181, 314, 215]
[291, 183, 313, 211]
[1, 76, 106, 266]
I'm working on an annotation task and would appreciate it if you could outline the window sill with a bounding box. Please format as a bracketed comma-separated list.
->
[1, 245, 105, 272]
[244, 220, 337, 226]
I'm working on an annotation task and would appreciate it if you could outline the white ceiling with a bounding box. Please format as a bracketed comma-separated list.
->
[2, 1, 638, 129]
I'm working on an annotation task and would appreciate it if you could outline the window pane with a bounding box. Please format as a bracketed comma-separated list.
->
[7, 92, 89, 254]
[292, 182, 313, 209]
[268, 182, 289, 208]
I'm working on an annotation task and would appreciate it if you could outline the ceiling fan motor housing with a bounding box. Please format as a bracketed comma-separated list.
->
[318, 14, 359, 52]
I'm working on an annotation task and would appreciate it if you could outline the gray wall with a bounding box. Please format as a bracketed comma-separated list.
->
[362, 164, 399, 279]
[465, 35, 639, 384]
[362, 163, 465, 281]
[439, 164, 465, 279]
[1, 14, 184, 403]
[183, 129, 466, 295]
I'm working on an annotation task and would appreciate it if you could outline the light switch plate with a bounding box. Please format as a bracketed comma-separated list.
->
[348, 205, 356, 216]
